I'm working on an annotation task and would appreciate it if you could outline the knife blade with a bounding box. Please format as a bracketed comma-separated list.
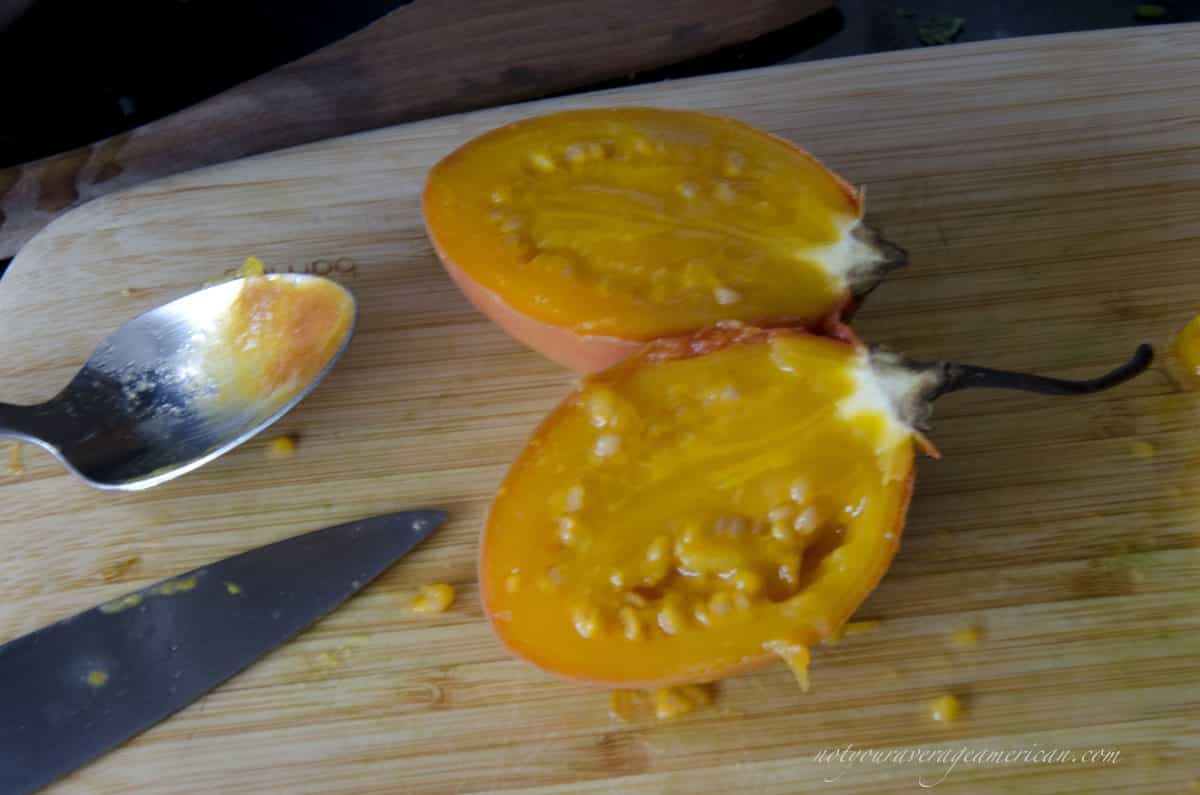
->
[0, 509, 446, 794]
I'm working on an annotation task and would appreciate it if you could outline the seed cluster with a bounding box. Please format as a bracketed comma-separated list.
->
[480, 133, 770, 310]
[504, 470, 844, 643]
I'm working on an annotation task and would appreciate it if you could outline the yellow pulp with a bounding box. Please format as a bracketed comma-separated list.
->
[653, 685, 713, 720]
[237, 256, 266, 278]
[206, 275, 353, 410]
[825, 618, 881, 644]
[484, 332, 914, 685]
[608, 685, 713, 722]
[425, 108, 862, 339]
[410, 584, 456, 614]
[6, 441, 23, 475]
[928, 694, 963, 723]
[268, 435, 299, 458]
[1173, 314, 1200, 386]
[950, 626, 982, 648]
[153, 576, 197, 596]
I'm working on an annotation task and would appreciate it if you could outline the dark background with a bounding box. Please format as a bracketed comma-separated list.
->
[0, 0, 1193, 170]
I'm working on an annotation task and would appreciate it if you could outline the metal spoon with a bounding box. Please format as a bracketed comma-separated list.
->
[0, 275, 356, 491]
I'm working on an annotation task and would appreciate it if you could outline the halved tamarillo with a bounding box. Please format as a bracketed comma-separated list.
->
[480, 324, 1151, 688]
[423, 108, 905, 372]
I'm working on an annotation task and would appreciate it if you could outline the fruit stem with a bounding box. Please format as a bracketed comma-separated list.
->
[930, 344, 1154, 399]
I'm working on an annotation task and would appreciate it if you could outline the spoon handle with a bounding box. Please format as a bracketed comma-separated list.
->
[0, 402, 59, 445]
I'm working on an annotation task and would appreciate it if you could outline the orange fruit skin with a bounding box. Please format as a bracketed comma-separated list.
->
[436, 246, 642, 373]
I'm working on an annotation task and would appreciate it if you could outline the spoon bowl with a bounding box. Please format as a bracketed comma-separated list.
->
[0, 275, 356, 490]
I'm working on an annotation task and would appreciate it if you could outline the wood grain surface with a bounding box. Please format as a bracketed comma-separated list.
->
[0, 0, 829, 262]
[2, 24, 1199, 794]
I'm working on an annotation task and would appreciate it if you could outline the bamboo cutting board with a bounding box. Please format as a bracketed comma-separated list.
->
[2, 25, 1199, 794]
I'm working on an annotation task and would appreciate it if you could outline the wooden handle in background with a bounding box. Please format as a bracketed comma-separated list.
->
[0, 0, 829, 261]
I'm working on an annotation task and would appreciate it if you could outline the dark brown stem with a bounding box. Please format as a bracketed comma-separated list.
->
[929, 345, 1153, 400]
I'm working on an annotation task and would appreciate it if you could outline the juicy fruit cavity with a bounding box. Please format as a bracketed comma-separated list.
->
[424, 108, 903, 371]
[481, 326, 916, 686]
